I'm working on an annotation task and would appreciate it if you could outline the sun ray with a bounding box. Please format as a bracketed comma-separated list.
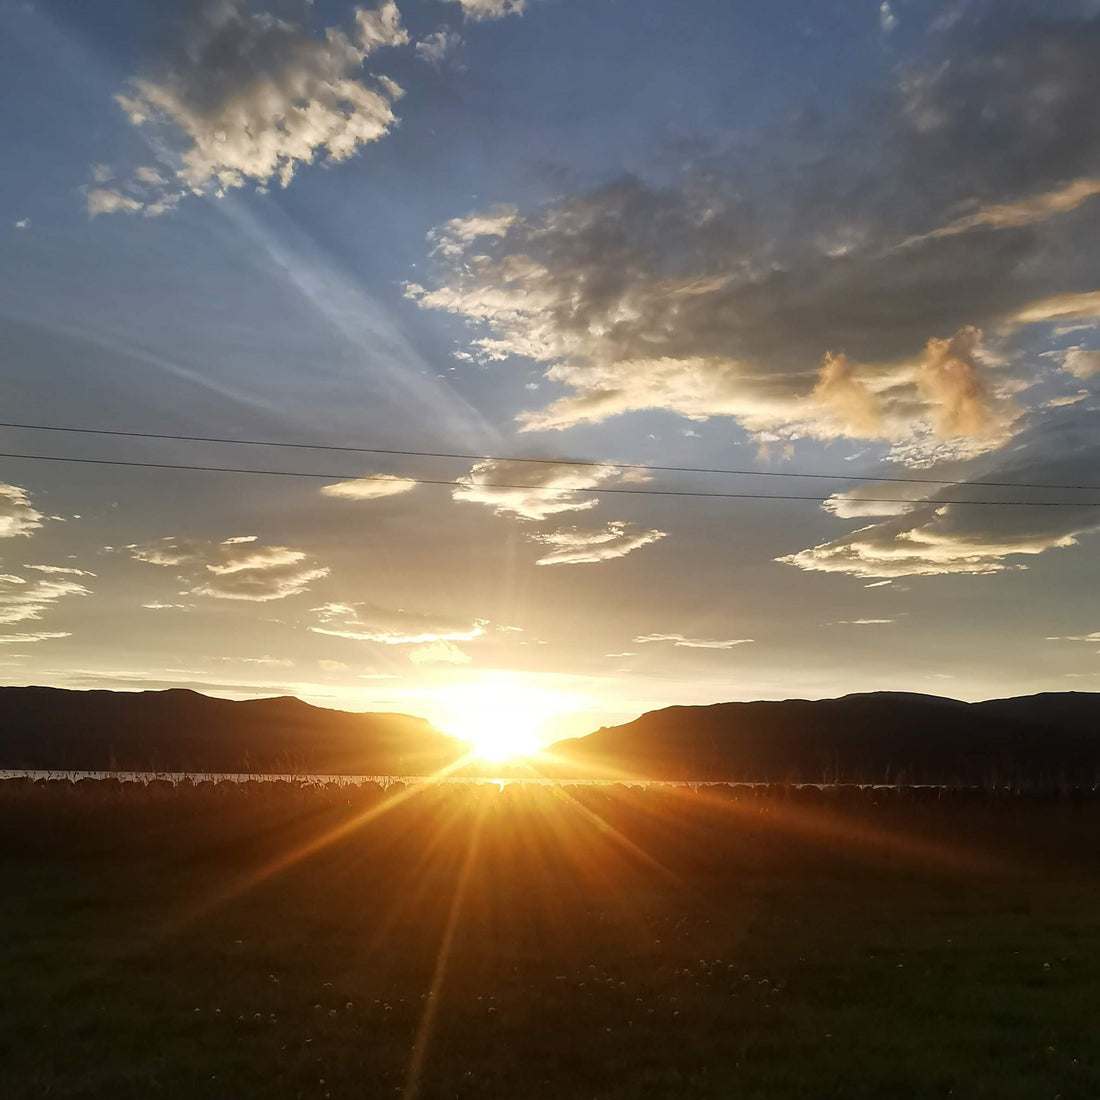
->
[403, 798, 488, 1100]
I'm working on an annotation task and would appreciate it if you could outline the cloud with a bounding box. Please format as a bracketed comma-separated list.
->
[13, 218, 29, 230]
[1061, 347, 1100, 378]
[453, 459, 619, 520]
[321, 475, 419, 500]
[411, 17, 1100, 464]
[25, 565, 96, 577]
[529, 522, 667, 565]
[415, 29, 462, 65]
[902, 177, 1100, 246]
[142, 601, 192, 610]
[914, 326, 1017, 441]
[411, 179, 1026, 460]
[1014, 291, 1100, 326]
[811, 352, 885, 437]
[780, 497, 1100, 579]
[1046, 631, 1100, 643]
[822, 486, 923, 519]
[439, 0, 525, 19]
[87, 188, 143, 216]
[311, 602, 486, 645]
[0, 631, 71, 644]
[634, 633, 754, 649]
[0, 484, 44, 540]
[130, 535, 328, 601]
[408, 640, 471, 665]
[1044, 390, 1090, 407]
[318, 659, 348, 671]
[99, 0, 407, 213]
[0, 574, 90, 626]
[879, 2, 897, 34]
[835, 618, 896, 625]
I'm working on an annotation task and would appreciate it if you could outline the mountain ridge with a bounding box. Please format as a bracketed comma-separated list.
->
[3, 685, 1100, 783]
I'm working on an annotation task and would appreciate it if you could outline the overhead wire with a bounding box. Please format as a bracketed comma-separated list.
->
[0, 450, 1096, 507]
[1, 420, 1098, 492]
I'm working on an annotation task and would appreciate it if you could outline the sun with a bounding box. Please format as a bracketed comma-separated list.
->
[433, 677, 572, 763]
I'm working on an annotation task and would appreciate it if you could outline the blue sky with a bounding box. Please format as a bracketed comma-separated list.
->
[3, 0, 1100, 740]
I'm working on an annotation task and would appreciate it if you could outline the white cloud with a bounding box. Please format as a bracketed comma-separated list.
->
[87, 188, 143, 216]
[1044, 390, 1090, 407]
[0, 485, 44, 539]
[408, 640, 471, 665]
[529, 522, 667, 565]
[415, 29, 462, 65]
[0, 631, 71, 644]
[100, 1, 407, 213]
[14, 218, 29, 230]
[428, 205, 517, 258]
[142, 601, 192, 610]
[0, 574, 90, 626]
[439, 0, 525, 19]
[780, 499, 1100, 578]
[1061, 347, 1100, 379]
[318, 659, 348, 671]
[453, 458, 618, 520]
[131, 535, 328, 601]
[1046, 631, 1100, 643]
[634, 633, 754, 649]
[25, 565, 96, 577]
[311, 602, 486, 645]
[321, 475, 418, 500]
[879, 2, 897, 34]
[822, 487, 921, 519]
[835, 618, 896, 625]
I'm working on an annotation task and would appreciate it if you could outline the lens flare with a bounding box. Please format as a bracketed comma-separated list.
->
[433, 677, 576, 762]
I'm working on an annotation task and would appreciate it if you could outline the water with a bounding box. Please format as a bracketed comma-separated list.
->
[0, 769, 984, 792]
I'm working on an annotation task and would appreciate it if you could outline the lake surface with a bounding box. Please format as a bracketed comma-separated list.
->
[0, 769, 997, 791]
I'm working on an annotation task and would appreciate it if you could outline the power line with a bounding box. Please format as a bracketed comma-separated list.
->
[1, 450, 1096, 507]
[0, 420, 1096, 493]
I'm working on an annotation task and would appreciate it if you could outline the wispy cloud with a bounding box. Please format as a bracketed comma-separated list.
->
[529, 522, 666, 565]
[310, 602, 486, 645]
[415, 29, 463, 66]
[130, 536, 328, 601]
[0, 574, 90, 626]
[634, 633, 753, 649]
[454, 459, 618, 520]
[0, 484, 44, 540]
[439, 0, 525, 20]
[902, 177, 1100, 247]
[25, 565, 96, 577]
[0, 631, 71, 645]
[321, 475, 419, 500]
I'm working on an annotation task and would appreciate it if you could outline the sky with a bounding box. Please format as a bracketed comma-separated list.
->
[3, 0, 1100, 742]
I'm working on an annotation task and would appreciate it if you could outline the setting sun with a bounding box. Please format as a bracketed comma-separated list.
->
[433, 678, 577, 763]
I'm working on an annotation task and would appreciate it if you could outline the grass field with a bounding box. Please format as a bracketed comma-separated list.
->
[3, 779, 1100, 1099]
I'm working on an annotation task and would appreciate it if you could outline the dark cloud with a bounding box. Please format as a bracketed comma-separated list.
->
[410, 13, 1100, 462]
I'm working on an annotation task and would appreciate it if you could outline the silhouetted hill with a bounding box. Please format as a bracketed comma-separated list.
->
[6, 687, 1100, 783]
[547, 692, 1100, 785]
[0, 686, 466, 774]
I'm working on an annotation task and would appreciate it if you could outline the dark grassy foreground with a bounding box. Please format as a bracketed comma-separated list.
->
[3, 780, 1100, 1099]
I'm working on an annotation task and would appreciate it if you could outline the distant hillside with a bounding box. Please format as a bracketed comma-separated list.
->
[0, 686, 466, 775]
[5, 687, 1100, 784]
[546, 692, 1100, 785]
